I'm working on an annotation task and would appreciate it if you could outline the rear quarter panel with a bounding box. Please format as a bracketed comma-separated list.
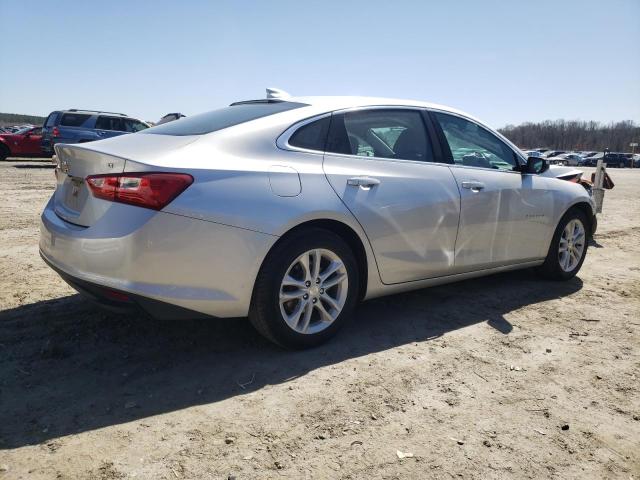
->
[120, 120, 384, 299]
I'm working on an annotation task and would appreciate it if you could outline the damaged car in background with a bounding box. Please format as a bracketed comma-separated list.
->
[40, 91, 597, 348]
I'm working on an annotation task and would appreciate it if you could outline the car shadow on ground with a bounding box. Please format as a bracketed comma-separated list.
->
[0, 270, 582, 449]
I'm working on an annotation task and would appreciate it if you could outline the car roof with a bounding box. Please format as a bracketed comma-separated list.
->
[287, 95, 481, 120]
[232, 95, 485, 126]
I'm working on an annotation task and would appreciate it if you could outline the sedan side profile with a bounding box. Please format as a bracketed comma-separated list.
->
[40, 91, 596, 348]
[0, 125, 47, 160]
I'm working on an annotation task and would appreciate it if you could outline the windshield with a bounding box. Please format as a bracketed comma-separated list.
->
[14, 127, 32, 135]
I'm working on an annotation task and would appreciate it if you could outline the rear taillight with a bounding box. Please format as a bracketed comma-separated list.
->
[86, 172, 193, 210]
[52, 127, 59, 137]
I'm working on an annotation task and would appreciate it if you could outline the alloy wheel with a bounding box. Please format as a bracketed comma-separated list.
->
[558, 219, 585, 272]
[279, 249, 349, 334]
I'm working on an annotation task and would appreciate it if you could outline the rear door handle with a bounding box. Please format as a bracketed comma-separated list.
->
[347, 176, 381, 188]
[461, 181, 485, 191]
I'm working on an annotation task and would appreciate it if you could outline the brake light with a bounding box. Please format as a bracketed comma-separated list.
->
[86, 172, 193, 210]
[52, 127, 59, 137]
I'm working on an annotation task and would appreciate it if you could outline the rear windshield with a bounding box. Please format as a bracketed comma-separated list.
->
[141, 101, 307, 136]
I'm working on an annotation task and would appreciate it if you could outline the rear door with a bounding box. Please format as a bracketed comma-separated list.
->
[21, 127, 43, 155]
[322, 108, 460, 284]
[432, 111, 554, 270]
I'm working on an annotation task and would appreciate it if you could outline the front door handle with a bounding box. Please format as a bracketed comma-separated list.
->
[461, 181, 485, 191]
[347, 176, 381, 188]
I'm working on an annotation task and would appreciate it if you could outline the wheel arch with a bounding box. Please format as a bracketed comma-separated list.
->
[565, 201, 596, 238]
[261, 218, 370, 301]
[0, 140, 11, 160]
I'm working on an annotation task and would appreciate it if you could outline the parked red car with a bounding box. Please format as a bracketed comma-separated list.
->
[0, 126, 49, 160]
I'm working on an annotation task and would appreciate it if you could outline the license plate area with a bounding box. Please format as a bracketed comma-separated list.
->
[62, 175, 89, 213]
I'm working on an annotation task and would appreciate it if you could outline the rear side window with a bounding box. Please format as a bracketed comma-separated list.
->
[95, 116, 125, 131]
[60, 113, 91, 127]
[45, 112, 59, 127]
[141, 101, 307, 136]
[288, 116, 330, 151]
[326, 109, 434, 162]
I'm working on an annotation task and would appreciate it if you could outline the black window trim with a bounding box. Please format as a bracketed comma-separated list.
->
[278, 106, 450, 166]
[278, 105, 526, 169]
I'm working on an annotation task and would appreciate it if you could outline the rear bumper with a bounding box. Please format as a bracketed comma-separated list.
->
[41, 252, 212, 319]
[39, 196, 277, 318]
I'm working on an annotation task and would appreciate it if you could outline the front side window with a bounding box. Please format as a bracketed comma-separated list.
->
[60, 113, 91, 127]
[123, 119, 149, 132]
[434, 112, 519, 171]
[326, 109, 434, 162]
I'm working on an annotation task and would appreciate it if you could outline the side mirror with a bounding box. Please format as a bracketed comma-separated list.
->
[524, 156, 548, 174]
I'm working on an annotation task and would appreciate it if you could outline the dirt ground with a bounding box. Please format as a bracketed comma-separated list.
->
[0, 159, 638, 480]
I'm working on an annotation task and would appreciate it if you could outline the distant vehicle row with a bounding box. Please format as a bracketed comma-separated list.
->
[523, 148, 639, 168]
[1, 110, 190, 160]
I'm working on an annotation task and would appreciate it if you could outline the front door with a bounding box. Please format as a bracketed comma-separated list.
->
[20, 127, 43, 155]
[322, 108, 460, 284]
[432, 111, 553, 270]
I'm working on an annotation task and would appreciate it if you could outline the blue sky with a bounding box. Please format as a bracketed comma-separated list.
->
[1, 0, 639, 127]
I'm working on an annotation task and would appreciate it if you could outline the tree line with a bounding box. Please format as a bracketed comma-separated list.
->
[0, 112, 46, 127]
[499, 120, 639, 152]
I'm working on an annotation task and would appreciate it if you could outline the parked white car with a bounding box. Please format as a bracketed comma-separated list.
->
[547, 153, 584, 166]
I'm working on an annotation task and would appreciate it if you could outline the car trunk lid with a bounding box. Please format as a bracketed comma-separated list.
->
[53, 135, 198, 227]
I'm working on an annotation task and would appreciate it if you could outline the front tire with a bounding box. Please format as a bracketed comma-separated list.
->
[249, 228, 359, 349]
[537, 208, 589, 280]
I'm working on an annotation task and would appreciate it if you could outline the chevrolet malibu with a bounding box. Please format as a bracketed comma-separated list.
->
[40, 91, 596, 348]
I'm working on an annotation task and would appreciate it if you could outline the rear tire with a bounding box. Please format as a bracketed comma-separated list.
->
[249, 228, 359, 349]
[537, 208, 589, 280]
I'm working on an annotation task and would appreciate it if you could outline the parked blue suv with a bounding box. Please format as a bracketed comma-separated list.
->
[41, 109, 149, 155]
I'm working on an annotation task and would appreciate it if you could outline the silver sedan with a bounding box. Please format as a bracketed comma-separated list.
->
[40, 91, 596, 348]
